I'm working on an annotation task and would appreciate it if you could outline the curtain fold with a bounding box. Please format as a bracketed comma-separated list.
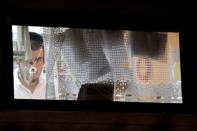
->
[17, 26, 32, 61]
[43, 28, 182, 103]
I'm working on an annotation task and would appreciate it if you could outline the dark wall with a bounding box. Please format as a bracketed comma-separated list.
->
[0, 111, 197, 131]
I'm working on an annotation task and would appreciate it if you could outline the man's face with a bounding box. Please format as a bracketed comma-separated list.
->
[31, 48, 44, 81]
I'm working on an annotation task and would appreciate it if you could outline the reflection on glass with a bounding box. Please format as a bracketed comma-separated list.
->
[13, 25, 182, 103]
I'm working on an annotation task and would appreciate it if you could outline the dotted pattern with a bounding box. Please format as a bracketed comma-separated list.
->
[43, 28, 182, 103]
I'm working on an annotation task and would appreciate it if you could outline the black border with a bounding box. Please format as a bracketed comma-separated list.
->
[0, 9, 196, 113]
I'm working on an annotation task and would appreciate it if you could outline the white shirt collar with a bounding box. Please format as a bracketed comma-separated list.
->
[14, 68, 46, 99]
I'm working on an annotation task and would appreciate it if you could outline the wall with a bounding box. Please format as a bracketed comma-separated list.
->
[0, 111, 197, 131]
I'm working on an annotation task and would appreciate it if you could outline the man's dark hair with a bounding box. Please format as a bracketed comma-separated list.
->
[30, 32, 43, 51]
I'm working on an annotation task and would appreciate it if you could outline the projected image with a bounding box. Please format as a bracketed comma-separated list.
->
[13, 25, 182, 103]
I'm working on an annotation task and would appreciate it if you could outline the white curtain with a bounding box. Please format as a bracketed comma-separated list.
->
[16, 26, 32, 61]
[43, 27, 182, 103]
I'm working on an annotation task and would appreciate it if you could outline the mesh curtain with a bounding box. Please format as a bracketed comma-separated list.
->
[43, 27, 182, 103]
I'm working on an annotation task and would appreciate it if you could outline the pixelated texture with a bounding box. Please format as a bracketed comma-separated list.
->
[43, 28, 182, 103]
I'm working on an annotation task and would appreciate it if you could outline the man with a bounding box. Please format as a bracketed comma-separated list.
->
[14, 32, 46, 99]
